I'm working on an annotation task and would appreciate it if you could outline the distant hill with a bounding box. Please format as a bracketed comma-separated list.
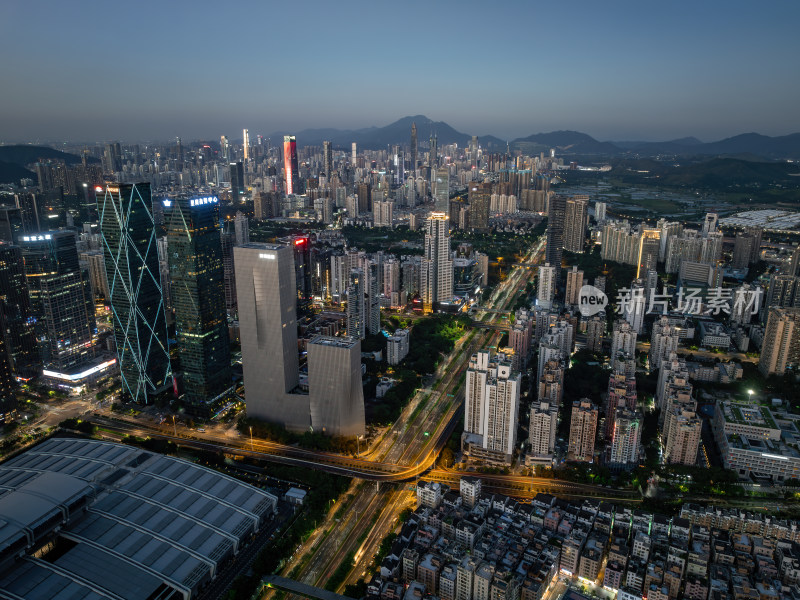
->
[0, 160, 36, 185]
[0, 144, 91, 167]
[511, 130, 620, 155]
[269, 115, 506, 150]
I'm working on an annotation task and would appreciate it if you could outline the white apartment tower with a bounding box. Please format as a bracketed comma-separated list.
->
[420, 211, 453, 312]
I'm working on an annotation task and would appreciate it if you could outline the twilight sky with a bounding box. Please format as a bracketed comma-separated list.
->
[1, 0, 799, 144]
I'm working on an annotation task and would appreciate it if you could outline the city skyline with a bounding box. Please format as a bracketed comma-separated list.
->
[1, 0, 799, 142]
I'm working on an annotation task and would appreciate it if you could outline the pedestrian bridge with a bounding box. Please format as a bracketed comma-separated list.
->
[261, 576, 357, 600]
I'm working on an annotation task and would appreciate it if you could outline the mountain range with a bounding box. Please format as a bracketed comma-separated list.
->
[269, 115, 800, 160]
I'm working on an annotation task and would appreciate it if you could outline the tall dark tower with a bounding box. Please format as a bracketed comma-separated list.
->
[166, 195, 231, 412]
[323, 140, 333, 178]
[546, 195, 567, 284]
[283, 135, 300, 195]
[429, 133, 438, 168]
[19, 231, 96, 373]
[410, 122, 418, 172]
[229, 161, 244, 203]
[0, 242, 38, 378]
[98, 183, 172, 402]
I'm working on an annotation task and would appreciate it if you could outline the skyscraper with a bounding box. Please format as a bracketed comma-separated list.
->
[366, 261, 380, 335]
[568, 399, 597, 462]
[242, 128, 250, 160]
[283, 135, 300, 195]
[236, 243, 364, 435]
[529, 401, 558, 464]
[346, 268, 365, 340]
[0, 242, 38, 378]
[432, 167, 449, 216]
[467, 182, 490, 231]
[565, 265, 584, 306]
[98, 183, 172, 402]
[220, 222, 237, 317]
[166, 195, 231, 410]
[463, 350, 520, 464]
[229, 161, 244, 202]
[610, 320, 637, 369]
[650, 316, 681, 370]
[759, 307, 800, 376]
[429, 133, 438, 168]
[636, 230, 661, 278]
[235, 243, 304, 426]
[537, 263, 556, 310]
[20, 231, 96, 374]
[420, 212, 453, 312]
[322, 140, 333, 177]
[233, 211, 249, 246]
[609, 408, 641, 467]
[564, 197, 588, 253]
[545, 195, 567, 282]
[410, 122, 418, 172]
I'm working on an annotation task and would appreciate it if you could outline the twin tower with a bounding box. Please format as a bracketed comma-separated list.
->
[235, 243, 365, 437]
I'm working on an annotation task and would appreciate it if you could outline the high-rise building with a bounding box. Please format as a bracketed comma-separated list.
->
[229, 161, 245, 202]
[545, 195, 567, 282]
[166, 195, 231, 410]
[307, 336, 365, 436]
[0, 242, 38, 378]
[623, 281, 646, 333]
[98, 183, 172, 402]
[508, 309, 533, 368]
[649, 316, 681, 370]
[537, 263, 556, 310]
[701, 213, 718, 235]
[594, 202, 607, 223]
[346, 268, 365, 340]
[432, 167, 450, 216]
[20, 231, 96, 374]
[759, 307, 800, 376]
[584, 315, 604, 354]
[537, 358, 564, 407]
[220, 223, 237, 317]
[0, 334, 14, 421]
[283, 135, 299, 195]
[664, 409, 701, 465]
[242, 128, 250, 160]
[636, 230, 661, 278]
[233, 211, 249, 246]
[420, 212, 453, 312]
[462, 350, 520, 464]
[235, 243, 303, 424]
[565, 266, 584, 306]
[762, 275, 800, 321]
[236, 243, 364, 434]
[429, 134, 438, 168]
[568, 399, 598, 462]
[373, 199, 393, 228]
[220, 135, 229, 160]
[351, 142, 357, 166]
[466, 182, 490, 231]
[609, 408, 641, 467]
[604, 363, 638, 440]
[732, 228, 762, 269]
[322, 140, 333, 177]
[610, 320, 637, 368]
[410, 122, 418, 172]
[366, 261, 380, 335]
[564, 197, 588, 253]
[529, 401, 558, 463]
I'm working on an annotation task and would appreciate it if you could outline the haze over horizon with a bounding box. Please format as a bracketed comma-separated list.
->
[1, 0, 799, 144]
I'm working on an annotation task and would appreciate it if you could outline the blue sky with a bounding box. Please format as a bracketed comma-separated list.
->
[1, 0, 798, 143]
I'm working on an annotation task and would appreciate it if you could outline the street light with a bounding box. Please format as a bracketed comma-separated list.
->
[250, 426, 253, 451]
[172, 415, 176, 437]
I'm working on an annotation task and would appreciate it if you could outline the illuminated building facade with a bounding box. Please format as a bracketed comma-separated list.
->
[98, 183, 172, 402]
[19, 231, 96, 374]
[283, 135, 300, 195]
[0, 242, 38, 378]
[166, 195, 231, 410]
